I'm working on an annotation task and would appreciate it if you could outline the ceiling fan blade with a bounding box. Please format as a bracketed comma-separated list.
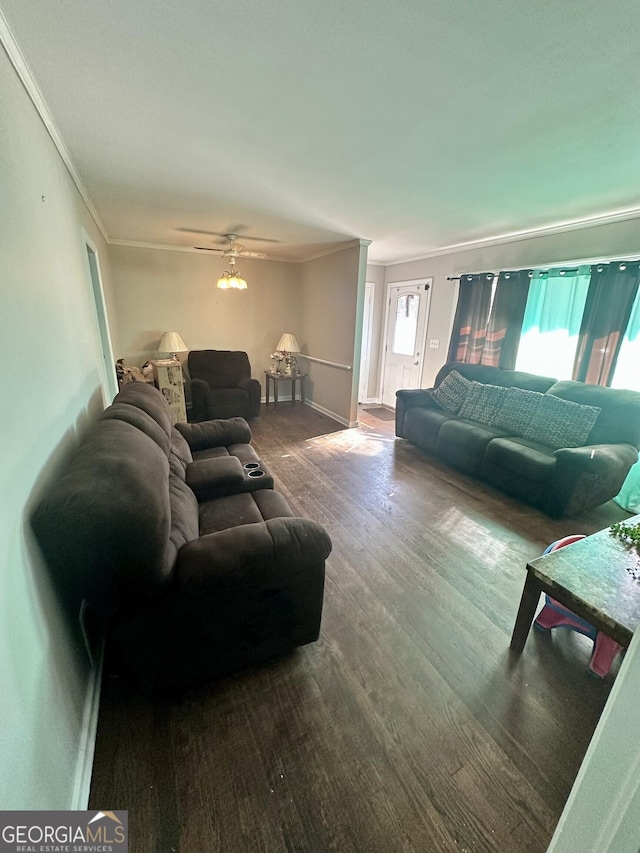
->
[194, 246, 224, 254]
[178, 227, 280, 243]
[240, 251, 268, 259]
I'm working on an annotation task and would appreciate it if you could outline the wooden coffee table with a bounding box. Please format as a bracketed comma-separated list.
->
[510, 515, 640, 653]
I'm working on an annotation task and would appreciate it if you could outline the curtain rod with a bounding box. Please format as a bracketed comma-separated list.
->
[446, 254, 640, 281]
[447, 267, 579, 281]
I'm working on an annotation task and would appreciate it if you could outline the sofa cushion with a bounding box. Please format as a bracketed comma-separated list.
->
[522, 395, 601, 449]
[114, 382, 173, 438]
[166, 474, 200, 565]
[403, 406, 452, 452]
[491, 387, 545, 435]
[31, 420, 173, 612]
[546, 381, 640, 448]
[170, 426, 193, 463]
[100, 403, 171, 456]
[430, 370, 473, 414]
[436, 419, 512, 475]
[186, 456, 246, 501]
[198, 490, 294, 535]
[483, 436, 556, 482]
[458, 382, 509, 426]
[176, 417, 252, 450]
[434, 362, 557, 393]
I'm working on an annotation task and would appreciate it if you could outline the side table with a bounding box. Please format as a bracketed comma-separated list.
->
[264, 371, 306, 408]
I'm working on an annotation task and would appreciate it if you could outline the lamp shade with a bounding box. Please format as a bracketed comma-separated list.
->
[276, 333, 300, 352]
[158, 331, 188, 355]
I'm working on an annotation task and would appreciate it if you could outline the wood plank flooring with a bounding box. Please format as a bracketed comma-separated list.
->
[89, 403, 631, 852]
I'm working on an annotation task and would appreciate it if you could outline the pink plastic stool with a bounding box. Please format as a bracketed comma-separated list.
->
[533, 535, 624, 677]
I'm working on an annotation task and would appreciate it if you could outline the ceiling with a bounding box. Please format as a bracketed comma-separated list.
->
[2, 0, 640, 264]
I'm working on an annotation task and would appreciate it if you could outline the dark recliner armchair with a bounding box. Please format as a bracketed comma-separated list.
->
[188, 350, 261, 422]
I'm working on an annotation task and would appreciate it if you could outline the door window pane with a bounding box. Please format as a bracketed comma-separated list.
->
[392, 293, 420, 355]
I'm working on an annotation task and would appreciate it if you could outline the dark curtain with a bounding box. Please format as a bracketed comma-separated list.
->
[446, 273, 494, 364]
[480, 269, 532, 369]
[573, 262, 640, 386]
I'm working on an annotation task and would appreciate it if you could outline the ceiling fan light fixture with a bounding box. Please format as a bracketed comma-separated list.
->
[217, 270, 247, 290]
[217, 253, 248, 289]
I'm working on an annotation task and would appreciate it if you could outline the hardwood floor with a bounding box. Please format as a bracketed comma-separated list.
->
[89, 403, 630, 852]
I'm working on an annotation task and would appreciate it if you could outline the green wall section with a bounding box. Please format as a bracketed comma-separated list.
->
[0, 48, 114, 808]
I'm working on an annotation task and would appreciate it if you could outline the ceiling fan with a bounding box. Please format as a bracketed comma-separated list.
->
[194, 234, 268, 260]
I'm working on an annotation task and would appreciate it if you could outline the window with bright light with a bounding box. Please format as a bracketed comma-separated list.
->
[392, 293, 420, 355]
[515, 266, 590, 379]
[611, 287, 640, 391]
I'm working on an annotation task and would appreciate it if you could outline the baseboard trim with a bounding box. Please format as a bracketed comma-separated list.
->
[71, 640, 104, 809]
[306, 400, 357, 428]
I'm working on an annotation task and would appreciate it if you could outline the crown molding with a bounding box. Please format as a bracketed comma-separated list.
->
[300, 238, 371, 263]
[373, 206, 640, 267]
[0, 10, 109, 242]
[109, 238, 298, 262]
[109, 237, 372, 263]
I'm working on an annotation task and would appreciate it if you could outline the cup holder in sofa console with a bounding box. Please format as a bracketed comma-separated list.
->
[248, 469, 265, 478]
[244, 462, 260, 470]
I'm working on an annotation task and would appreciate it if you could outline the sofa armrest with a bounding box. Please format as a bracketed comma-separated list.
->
[189, 378, 211, 422]
[176, 516, 332, 591]
[549, 443, 639, 517]
[554, 443, 638, 475]
[175, 417, 252, 450]
[238, 376, 262, 417]
[395, 388, 437, 436]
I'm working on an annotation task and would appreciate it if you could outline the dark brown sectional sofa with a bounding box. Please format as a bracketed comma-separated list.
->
[32, 382, 331, 690]
[396, 362, 640, 517]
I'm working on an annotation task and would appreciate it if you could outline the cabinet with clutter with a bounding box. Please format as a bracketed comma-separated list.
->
[151, 359, 187, 425]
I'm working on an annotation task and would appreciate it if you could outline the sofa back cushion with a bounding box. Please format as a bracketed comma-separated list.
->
[114, 382, 173, 438]
[166, 474, 200, 568]
[522, 395, 601, 449]
[457, 381, 509, 425]
[100, 402, 171, 456]
[491, 387, 545, 435]
[31, 420, 175, 614]
[189, 350, 252, 390]
[169, 426, 193, 478]
[430, 370, 472, 414]
[546, 381, 640, 447]
[434, 362, 557, 393]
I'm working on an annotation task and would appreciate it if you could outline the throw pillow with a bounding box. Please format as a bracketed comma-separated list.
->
[491, 387, 545, 436]
[430, 370, 472, 415]
[523, 395, 601, 449]
[458, 382, 509, 426]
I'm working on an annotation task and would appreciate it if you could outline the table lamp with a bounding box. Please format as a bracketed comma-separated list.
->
[276, 333, 300, 374]
[158, 331, 188, 361]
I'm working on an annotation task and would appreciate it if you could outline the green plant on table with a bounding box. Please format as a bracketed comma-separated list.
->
[610, 520, 640, 547]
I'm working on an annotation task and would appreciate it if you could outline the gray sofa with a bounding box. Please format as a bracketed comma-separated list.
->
[32, 382, 331, 690]
[396, 362, 640, 517]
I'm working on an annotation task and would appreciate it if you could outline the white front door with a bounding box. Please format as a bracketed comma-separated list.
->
[381, 280, 431, 408]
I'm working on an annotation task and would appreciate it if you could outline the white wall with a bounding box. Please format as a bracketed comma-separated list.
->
[364, 263, 385, 401]
[108, 244, 299, 385]
[376, 217, 640, 389]
[298, 244, 363, 424]
[547, 626, 640, 853]
[0, 46, 115, 808]
[108, 242, 366, 424]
